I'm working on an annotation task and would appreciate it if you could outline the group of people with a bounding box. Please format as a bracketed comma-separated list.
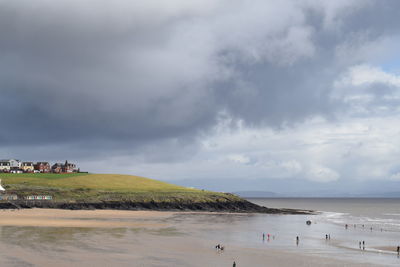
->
[346, 223, 384, 232]
[262, 233, 275, 241]
[223, 223, 398, 266]
[347, 223, 399, 255]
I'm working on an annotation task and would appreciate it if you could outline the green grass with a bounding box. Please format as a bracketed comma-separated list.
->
[0, 173, 239, 203]
[0, 173, 199, 192]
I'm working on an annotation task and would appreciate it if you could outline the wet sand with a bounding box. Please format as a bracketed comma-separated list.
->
[373, 246, 399, 253]
[0, 209, 389, 266]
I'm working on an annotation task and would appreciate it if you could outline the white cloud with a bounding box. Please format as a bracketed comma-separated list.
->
[332, 64, 400, 116]
[280, 160, 303, 174]
[91, 114, 400, 186]
[344, 64, 400, 87]
[307, 165, 340, 182]
[227, 154, 251, 164]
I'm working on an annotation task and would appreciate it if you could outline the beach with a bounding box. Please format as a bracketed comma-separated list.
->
[0, 207, 397, 266]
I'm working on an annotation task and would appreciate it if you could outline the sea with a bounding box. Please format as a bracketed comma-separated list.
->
[247, 198, 400, 266]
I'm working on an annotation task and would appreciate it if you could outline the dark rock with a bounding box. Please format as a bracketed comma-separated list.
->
[0, 199, 314, 214]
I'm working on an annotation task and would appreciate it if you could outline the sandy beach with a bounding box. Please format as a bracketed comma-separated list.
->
[0, 208, 392, 266]
[0, 208, 173, 228]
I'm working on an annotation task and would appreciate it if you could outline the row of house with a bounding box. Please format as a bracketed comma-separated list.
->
[0, 195, 52, 201]
[0, 159, 78, 173]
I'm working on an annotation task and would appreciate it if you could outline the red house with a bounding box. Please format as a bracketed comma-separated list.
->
[34, 162, 51, 173]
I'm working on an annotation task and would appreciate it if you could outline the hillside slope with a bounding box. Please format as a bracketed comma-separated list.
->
[0, 173, 311, 214]
[2, 173, 200, 192]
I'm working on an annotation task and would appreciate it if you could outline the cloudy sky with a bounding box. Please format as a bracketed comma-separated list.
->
[1, 0, 400, 195]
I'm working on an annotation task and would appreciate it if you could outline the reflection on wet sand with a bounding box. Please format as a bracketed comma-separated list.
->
[0, 209, 396, 266]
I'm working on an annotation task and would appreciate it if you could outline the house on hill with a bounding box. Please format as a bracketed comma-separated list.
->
[51, 163, 64, 173]
[22, 162, 35, 172]
[51, 161, 78, 173]
[0, 159, 21, 172]
[34, 162, 51, 173]
[9, 159, 21, 170]
[0, 160, 11, 172]
[63, 160, 77, 173]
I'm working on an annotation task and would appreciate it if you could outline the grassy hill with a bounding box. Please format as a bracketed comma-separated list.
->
[0, 173, 311, 213]
[0, 173, 241, 204]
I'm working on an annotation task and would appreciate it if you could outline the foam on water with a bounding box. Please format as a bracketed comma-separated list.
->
[320, 212, 400, 233]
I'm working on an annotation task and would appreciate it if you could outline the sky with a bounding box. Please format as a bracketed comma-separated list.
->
[1, 0, 400, 195]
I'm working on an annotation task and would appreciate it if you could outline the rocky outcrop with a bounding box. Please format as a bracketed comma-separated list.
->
[0, 199, 314, 214]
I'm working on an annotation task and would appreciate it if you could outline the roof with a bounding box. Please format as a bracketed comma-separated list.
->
[52, 163, 64, 167]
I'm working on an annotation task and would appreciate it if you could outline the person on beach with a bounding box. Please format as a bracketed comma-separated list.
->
[233, 261, 236, 267]
[397, 246, 399, 256]
[345, 224, 348, 229]
[325, 234, 328, 240]
[296, 236, 299, 246]
[263, 233, 265, 240]
[359, 241, 361, 249]
[362, 241, 365, 250]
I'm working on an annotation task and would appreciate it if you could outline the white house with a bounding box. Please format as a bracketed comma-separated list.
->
[8, 159, 21, 169]
[0, 159, 21, 172]
[0, 160, 11, 172]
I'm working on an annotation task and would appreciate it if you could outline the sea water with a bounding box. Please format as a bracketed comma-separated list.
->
[247, 198, 400, 265]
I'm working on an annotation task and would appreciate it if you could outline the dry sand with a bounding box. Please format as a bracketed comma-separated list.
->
[0, 208, 172, 228]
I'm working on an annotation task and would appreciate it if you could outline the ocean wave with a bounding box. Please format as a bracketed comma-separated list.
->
[321, 211, 348, 218]
[320, 212, 400, 232]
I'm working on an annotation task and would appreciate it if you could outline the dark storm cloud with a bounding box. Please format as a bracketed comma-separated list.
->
[1, 0, 400, 160]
